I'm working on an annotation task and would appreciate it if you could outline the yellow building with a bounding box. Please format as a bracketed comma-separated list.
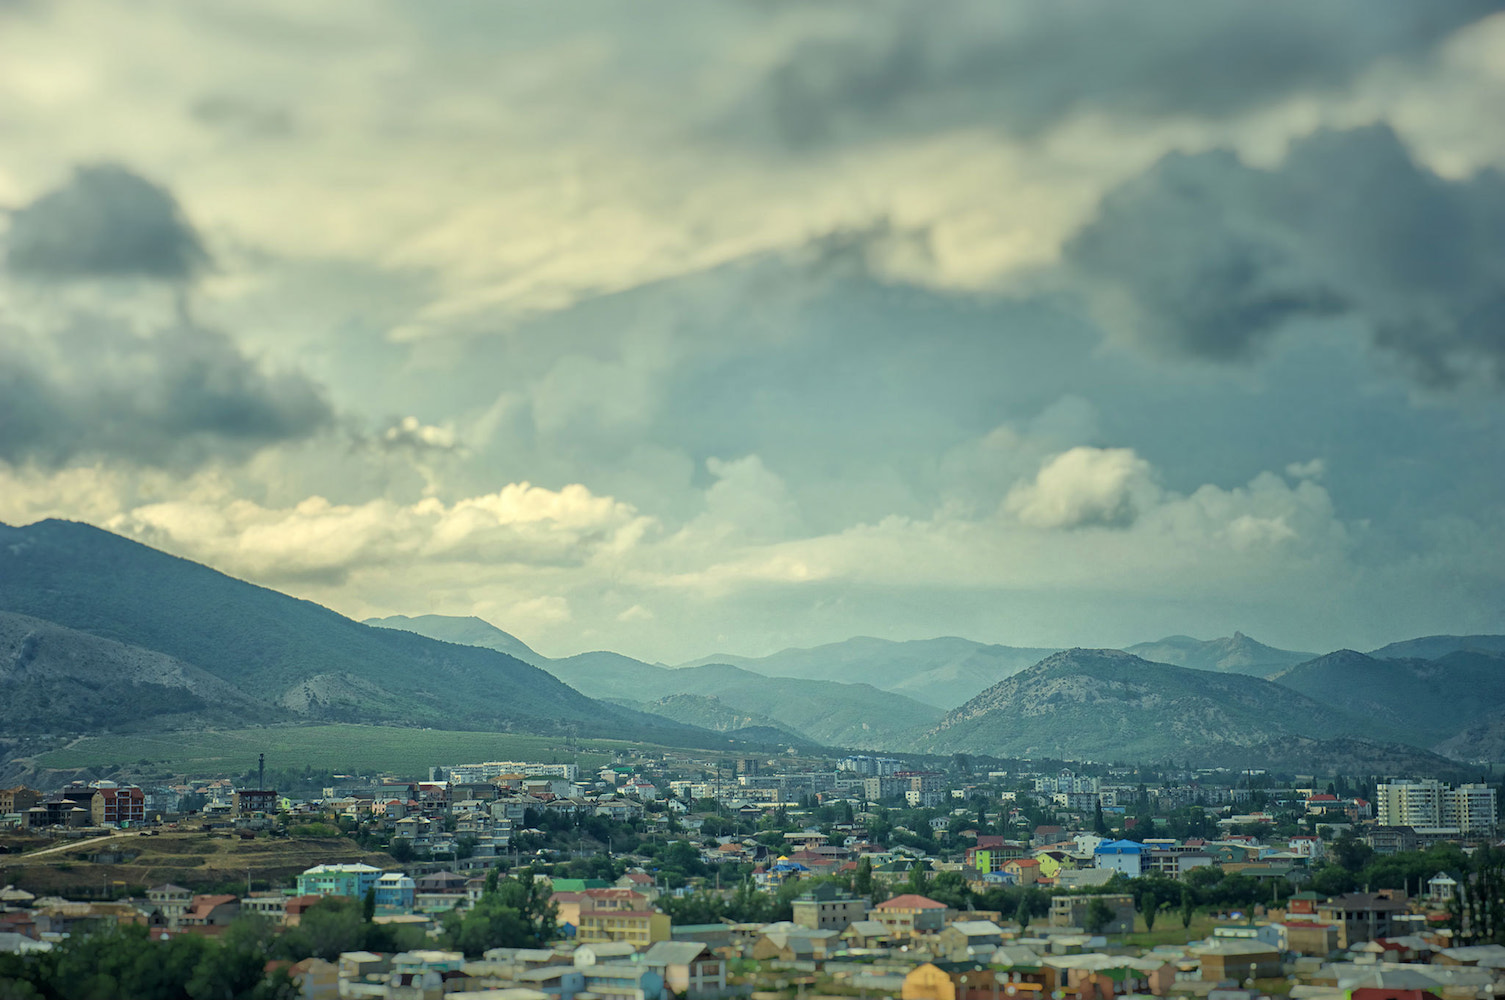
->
[576, 909, 671, 946]
[902, 963, 997, 1000]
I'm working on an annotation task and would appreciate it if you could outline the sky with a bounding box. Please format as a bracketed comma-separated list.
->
[2, 1, 1504, 663]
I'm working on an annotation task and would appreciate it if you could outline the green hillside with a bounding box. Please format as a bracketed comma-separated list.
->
[0, 520, 711, 743]
[1270, 649, 1505, 747]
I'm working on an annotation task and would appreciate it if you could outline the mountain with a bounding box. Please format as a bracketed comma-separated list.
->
[920, 648, 1361, 759]
[371, 615, 942, 748]
[1368, 634, 1505, 661]
[1126, 632, 1314, 678]
[1434, 716, 1505, 763]
[0, 519, 712, 742]
[364, 614, 546, 666]
[676, 636, 1058, 709]
[606, 694, 814, 746]
[1271, 649, 1505, 748]
[0, 611, 274, 732]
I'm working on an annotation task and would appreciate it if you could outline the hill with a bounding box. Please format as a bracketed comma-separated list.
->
[675, 636, 1058, 709]
[1271, 649, 1505, 749]
[0, 611, 275, 732]
[0, 519, 713, 743]
[364, 614, 546, 666]
[1126, 632, 1314, 678]
[606, 695, 815, 747]
[1434, 716, 1505, 763]
[1368, 634, 1505, 661]
[920, 648, 1361, 760]
[369, 615, 941, 748]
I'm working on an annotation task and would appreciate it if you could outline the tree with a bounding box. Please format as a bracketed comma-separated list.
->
[1140, 892, 1158, 932]
[853, 857, 874, 898]
[1093, 801, 1109, 837]
[1180, 887, 1195, 930]
[362, 887, 376, 923]
[905, 859, 931, 895]
[1015, 896, 1032, 932]
[1084, 897, 1115, 935]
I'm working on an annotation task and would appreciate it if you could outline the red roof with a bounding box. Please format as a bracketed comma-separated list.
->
[876, 894, 945, 910]
[1008, 858, 1040, 868]
[1309, 794, 1339, 802]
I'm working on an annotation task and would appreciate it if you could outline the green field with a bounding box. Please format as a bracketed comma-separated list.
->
[37, 725, 628, 778]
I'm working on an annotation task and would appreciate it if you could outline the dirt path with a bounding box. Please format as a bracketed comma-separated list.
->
[18, 830, 128, 860]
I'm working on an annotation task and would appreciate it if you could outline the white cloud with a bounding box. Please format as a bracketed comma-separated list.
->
[1004, 447, 1159, 529]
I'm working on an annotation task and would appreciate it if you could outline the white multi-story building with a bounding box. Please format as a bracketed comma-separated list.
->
[1448, 783, 1498, 834]
[1376, 780, 1498, 834]
[1375, 780, 1446, 827]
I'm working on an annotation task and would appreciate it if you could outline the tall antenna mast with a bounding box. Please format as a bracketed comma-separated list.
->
[259, 753, 265, 791]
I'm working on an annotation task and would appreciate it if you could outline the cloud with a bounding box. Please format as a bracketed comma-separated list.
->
[0, 315, 334, 469]
[1066, 124, 1505, 385]
[747, 2, 1497, 147]
[379, 416, 459, 454]
[5, 164, 209, 282]
[108, 481, 652, 585]
[1004, 447, 1158, 530]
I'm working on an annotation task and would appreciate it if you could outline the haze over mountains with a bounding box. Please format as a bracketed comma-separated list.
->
[3, 519, 1504, 772]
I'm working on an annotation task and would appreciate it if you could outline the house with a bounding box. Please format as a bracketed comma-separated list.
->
[751, 926, 840, 962]
[578, 962, 664, 1000]
[841, 920, 893, 949]
[1191, 939, 1282, 982]
[375, 872, 416, 912]
[1315, 892, 1407, 948]
[1003, 858, 1042, 886]
[902, 962, 999, 1000]
[296, 863, 382, 899]
[642, 940, 727, 999]
[1093, 840, 1144, 877]
[935, 921, 1005, 961]
[90, 784, 146, 826]
[874, 894, 948, 938]
[183, 894, 240, 927]
[148, 884, 193, 928]
[791, 882, 869, 931]
[574, 908, 670, 946]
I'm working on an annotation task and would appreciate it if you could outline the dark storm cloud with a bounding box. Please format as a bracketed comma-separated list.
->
[5, 164, 209, 282]
[1066, 125, 1505, 386]
[0, 317, 334, 468]
[751, 1, 1499, 147]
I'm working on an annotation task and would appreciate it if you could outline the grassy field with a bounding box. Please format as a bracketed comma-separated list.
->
[0, 830, 395, 896]
[1119, 910, 1218, 947]
[37, 724, 627, 778]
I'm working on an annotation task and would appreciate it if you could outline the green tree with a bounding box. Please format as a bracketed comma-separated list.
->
[362, 887, 376, 923]
[853, 857, 874, 897]
[1093, 801, 1109, 836]
[1015, 896, 1031, 932]
[1140, 891, 1158, 932]
[904, 859, 930, 895]
[1180, 887, 1195, 930]
[1084, 897, 1115, 935]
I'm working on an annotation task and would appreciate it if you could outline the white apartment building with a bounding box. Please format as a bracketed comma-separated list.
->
[1376, 779, 1498, 834]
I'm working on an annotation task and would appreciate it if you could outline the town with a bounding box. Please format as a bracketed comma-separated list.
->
[0, 750, 1499, 999]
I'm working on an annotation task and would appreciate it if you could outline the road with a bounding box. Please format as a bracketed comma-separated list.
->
[15, 830, 129, 860]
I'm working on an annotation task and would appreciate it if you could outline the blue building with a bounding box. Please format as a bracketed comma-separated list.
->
[296, 863, 384, 898]
[374, 872, 416, 912]
[1092, 839, 1144, 877]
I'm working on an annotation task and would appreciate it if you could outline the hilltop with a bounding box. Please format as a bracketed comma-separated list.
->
[920, 648, 1361, 760]
[1126, 632, 1314, 678]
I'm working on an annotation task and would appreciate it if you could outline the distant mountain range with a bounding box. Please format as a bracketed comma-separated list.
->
[674, 636, 1059, 710]
[366, 615, 939, 749]
[4, 518, 1503, 772]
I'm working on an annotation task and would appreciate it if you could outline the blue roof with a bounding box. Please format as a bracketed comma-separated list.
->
[1094, 839, 1144, 854]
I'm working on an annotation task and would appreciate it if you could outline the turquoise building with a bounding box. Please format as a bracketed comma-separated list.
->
[297, 863, 384, 898]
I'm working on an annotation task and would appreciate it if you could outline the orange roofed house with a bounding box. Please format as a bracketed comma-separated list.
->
[874, 894, 948, 938]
